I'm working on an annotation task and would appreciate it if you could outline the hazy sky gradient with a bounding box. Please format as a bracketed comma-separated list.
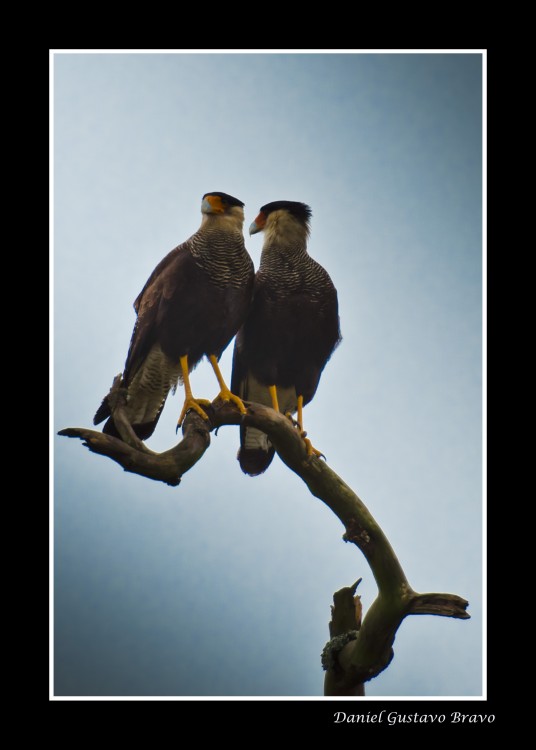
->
[53, 51, 483, 698]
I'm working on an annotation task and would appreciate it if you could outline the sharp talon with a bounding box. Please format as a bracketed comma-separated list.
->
[232, 396, 248, 414]
[178, 398, 210, 428]
[303, 436, 325, 461]
[217, 389, 247, 414]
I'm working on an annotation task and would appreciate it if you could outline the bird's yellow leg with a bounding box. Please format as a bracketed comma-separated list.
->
[268, 385, 279, 412]
[297, 395, 325, 459]
[177, 355, 211, 427]
[297, 395, 304, 431]
[208, 355, 247, 414]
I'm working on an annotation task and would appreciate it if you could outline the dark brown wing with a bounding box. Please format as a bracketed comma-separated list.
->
[124, 244, 190, 383]
[93, 243, 191, 432]
[132, 243, 187, 314]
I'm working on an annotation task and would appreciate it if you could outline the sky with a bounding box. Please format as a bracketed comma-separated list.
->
[52, 51, 483, 700]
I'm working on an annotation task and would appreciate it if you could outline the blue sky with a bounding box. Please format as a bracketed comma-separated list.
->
[53, 51, 483, 698]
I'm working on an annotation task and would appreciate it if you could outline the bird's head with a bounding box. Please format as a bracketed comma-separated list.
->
[249, 201, 312, 243]
[201, 192, 244, 220]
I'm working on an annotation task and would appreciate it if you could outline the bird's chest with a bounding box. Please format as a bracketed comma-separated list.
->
[193, 243, 252, 291]
[157, 252, 252, 360]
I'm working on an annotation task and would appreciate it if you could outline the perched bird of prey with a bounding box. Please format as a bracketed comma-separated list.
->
[232, 201, 341, 475]
[94, 192, 254, 440]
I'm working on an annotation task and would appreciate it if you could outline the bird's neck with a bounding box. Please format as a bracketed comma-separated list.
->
[200, 206, 244, 236]
[191, 210, 250, 288]
[259, 232, 310, 275]
[262, 212, 309, 250]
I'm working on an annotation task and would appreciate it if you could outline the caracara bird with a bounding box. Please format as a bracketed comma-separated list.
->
[94, 192, 254, 441]
[231, 201, 341, 475]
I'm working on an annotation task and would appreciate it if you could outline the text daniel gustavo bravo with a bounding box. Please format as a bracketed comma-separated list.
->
[334, 712, 495, 725]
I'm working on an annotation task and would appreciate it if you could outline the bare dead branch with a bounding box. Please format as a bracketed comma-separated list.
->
[58, 398, 470, 693]
[58, 407, 217, 486]
[58, 399, 306, 486]
[323, 580, 365, 696]
[407, 592, 470, 618]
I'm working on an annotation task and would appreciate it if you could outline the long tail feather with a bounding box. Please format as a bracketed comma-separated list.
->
[237, 425, 275, 476]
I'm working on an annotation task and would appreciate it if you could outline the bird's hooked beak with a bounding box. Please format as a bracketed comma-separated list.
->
[249, 211, 266, 236]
